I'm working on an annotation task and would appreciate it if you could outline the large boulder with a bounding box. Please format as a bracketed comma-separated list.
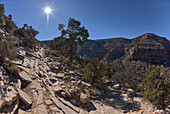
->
[18, 71, 32, 83]
[17, 88, 32, 106]
[0, 87, 18, 109]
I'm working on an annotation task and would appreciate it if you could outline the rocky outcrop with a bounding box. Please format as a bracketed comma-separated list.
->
[77, 33, 170, 67]
[124, 33, 170, 66]
[77, 38, 131, 62]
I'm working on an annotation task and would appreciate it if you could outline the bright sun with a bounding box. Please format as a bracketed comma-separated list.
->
[45, 7, 51, 14]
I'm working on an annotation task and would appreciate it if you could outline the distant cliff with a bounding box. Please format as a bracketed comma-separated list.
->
[41, 40, 51, 46]
[77, 33, 170, 67]
[41, 33, 170, 67]
[77, 38, 131, 62]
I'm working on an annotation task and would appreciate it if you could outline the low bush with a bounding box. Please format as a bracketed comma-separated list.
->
[8, 65, 19, 76]
[82, 58, 115, 88]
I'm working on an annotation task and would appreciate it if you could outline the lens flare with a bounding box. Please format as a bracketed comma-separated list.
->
[45, 7, 51, 14]
[45, 7, 52, 24]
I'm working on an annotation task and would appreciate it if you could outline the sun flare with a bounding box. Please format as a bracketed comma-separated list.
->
[45, 7, 51, 14]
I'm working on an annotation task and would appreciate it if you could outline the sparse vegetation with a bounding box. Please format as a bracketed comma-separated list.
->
[50, 37, 70, 57]
[0, 4, 5, 24]
[0, 38, 17, 64]
[142, 65, 170, 109]
[14, 24, 39, 48]
[8, 64, 19, 76]
[83, 58, 115, 88]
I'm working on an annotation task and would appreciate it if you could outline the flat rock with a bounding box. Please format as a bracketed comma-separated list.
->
[58, 97, 80, 113]
[50, 106, 63, 114]
[29, 59, 35, 68]
[18, 71, 32, 82]
[51, 97, 77, 114]
[11, 60, 22, 65]
[17, 66, 31, 74]
[36, 90, 44, 105]
[39, 65, 46, 73]
[22, 58, 30, 68]
[54, 73, 65, 78]
[45, 99, 53, 105]
[17, 88, 32, 106]
[127, 89, 135, 93]
[54, 86, 62, 93]
[80, 109, 88, 114]
[68, 71, 75, 74]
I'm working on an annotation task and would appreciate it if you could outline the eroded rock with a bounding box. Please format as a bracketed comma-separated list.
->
[18, 71, 32, 83]
[17, 88, 32, 106]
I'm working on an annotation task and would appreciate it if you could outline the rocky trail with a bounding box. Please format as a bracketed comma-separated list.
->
[0, 46, 169, 114]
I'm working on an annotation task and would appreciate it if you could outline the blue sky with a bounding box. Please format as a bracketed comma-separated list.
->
[1, 0, 170, 40]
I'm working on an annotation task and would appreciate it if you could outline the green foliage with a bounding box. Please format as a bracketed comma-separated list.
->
[0, 4, 4, 16]
[142, 65, 170, 109]
[0, 33, 2, 40]
[14, 24, 39, 48]
[14, 28, 25, 37]
[72, 54, 89, 69]
[0, 4, 5, 24]
[22, 24, 39, 37]
[83, 58, 115, 88]
[50, 37, 70, 57]
[8, 14, 12, 20]
[58, 17, 89, 61]
[0, 38, 17, 64]
[5, 19, 13, 30]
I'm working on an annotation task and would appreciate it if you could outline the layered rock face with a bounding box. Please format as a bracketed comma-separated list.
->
[124, 33, 170, 66]
[77, 33, 170, 67]
[77, 38, 131, 62]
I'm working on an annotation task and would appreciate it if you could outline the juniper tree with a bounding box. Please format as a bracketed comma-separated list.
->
[58, 17, 89, 61]
[142, 65, 170, 109]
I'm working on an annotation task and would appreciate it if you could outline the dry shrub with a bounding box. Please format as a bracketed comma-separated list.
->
[9, 65, 19, 76]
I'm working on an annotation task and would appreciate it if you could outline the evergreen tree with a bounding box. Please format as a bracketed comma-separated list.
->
[0, 4, 5, 24]
[142, 65, 170, 109]
[58, 17, 89, 61]
[50, 37, 70, 57]
[0, 4, 4, 16]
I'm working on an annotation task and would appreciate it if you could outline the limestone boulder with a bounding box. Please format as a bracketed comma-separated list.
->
[18, 71, 32, 83]
[17, 88, 32, 106]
